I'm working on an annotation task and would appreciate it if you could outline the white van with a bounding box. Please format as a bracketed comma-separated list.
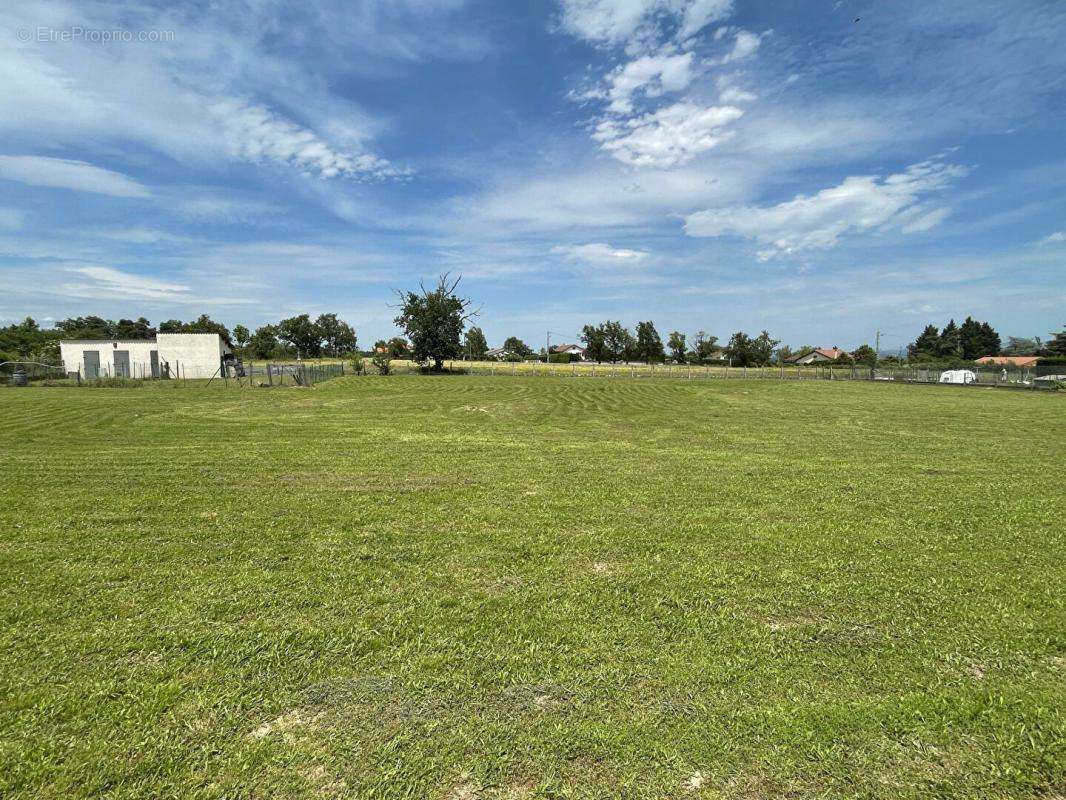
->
[939, 369, 977, 385]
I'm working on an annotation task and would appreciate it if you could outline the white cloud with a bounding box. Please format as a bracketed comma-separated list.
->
[685, 159, 968, 257]
[61, 265, 191, 301]
[714, 29, 763, 63]
[0, 209, 23, 229]
[593, 101, 743, 167]
[600, 51, 695, 113]
[677, 0, 735, 40]
[719, 86, 756, 103]
[553, 242, 650, 264]
[177, 197, 284, 224]
[94, 228, 190, 245]
[900, 207, 951, 233]
[557, 0, 732, 47]
[1039, 231, 1066, 244]
[207, 99, 408, 180]
[0, 156, 150, 198]
[0, 3, 406, 183]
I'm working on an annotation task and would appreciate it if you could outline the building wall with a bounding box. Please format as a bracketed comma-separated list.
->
[155, 333, 228, 378]
[60, 334, 228, 379]
[60, 340, 160, 378]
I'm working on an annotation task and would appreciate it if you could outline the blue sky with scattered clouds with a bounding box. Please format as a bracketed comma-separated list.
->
[1, 0, 1063, 350]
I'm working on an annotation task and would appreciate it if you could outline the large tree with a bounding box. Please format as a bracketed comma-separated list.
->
[667, 331, 686, 363]
[115, 317, 155, 339]
[232, 325, 251, 350]
[183, 314, 232, 343]
[315, 313, 357, 356]
[0, 317, 59, 361]
[1002, 335, 1042, 355]
[601, 320, 630, 363]
[725, 330, 779, 367]
[394, 274, 477, 370]
[54, 316, 116, 339]
[907, 324, 940, 360]
[278, 314, 322, 357]
[937, 319, 962, 358]
[958, 316, 1000, 359]
[852, 344, 877, 367]
[690, 330, 719, 363]
[502, 336, 533, 358]
[463, 326, 488, 359]
[248, 325, 281, 358]
[581, 324, 607, 363]
[635, 321, 665, 363]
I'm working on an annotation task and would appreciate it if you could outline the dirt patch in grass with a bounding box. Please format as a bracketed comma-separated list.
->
[249, 708, 325, 739]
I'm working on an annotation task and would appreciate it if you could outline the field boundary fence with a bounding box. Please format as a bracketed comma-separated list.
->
[380, 359, 1062, 390]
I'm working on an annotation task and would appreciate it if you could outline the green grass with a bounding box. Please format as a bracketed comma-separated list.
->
[0, 376, 1063, 799]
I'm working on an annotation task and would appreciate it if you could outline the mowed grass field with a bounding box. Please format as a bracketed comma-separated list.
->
[0, 376, 1063, 799]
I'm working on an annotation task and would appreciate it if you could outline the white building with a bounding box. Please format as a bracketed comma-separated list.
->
[60, 333, 232, 379]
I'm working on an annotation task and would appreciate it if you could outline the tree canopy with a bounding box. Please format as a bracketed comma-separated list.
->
[394, 274, 477, 370]
[464, 326, 488, 359]
[725, 330, 779, 367]
[635, 321, 665, 363]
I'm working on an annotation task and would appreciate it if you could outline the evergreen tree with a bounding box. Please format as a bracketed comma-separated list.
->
[937, 319, 962, 358]
[907, 324, 940, 360]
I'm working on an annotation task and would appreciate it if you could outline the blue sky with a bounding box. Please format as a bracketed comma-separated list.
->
[0, 0, 1063, 351]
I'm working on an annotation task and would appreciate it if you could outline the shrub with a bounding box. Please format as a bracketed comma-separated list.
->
[350, 353, 366, 375]
[84, 377, 143, 389]
[371, 352, 392, 375]
[548, 352, 571, 364]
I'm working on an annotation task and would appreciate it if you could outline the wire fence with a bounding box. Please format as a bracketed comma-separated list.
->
[0, 359, 347, 387]
[376, 359, 1063, 390]
[4, 355, 1060, 391]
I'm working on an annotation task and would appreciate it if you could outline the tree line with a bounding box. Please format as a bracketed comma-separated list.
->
[3, 281, 1064, 371]
[0, 312, 360, 363]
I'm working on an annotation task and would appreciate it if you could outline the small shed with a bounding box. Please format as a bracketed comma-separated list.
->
[60, 333, 231, 379]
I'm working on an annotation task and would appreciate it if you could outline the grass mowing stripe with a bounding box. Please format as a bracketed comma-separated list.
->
[0, 377, 1062, 799]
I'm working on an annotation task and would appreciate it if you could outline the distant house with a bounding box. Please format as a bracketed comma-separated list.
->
[484, 347, 514, 361]
[550, 343, 587, 360]
[60, 333, 232, 379]
[975, 355, 1040, 367]
[787, 346, 849, 365]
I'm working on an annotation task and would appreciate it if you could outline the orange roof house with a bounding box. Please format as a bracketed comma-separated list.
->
[787, 347, 849, 364]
